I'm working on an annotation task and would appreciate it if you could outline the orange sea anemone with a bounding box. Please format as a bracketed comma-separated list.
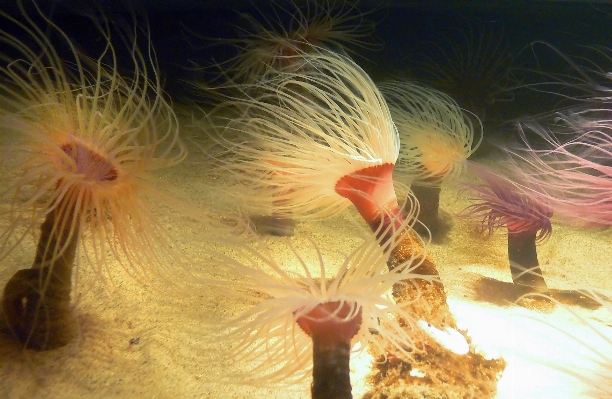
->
[0, 2, 186, 349]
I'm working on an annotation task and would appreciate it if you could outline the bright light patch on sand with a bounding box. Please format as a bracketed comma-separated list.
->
[417, 319, 470, 355]
[448, 299, 612, 399]
[350, 343, 375, 398]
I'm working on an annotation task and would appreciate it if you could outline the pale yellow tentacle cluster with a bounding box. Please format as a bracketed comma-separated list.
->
[379, 80, 481, 186]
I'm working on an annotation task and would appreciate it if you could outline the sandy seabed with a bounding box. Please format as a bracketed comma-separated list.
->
[0, 121, 611, 399]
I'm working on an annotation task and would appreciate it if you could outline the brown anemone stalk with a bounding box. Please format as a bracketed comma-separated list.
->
[209, 47, 454, 329]
[461, 163, 553, 291]
[0, 4, 186, 350]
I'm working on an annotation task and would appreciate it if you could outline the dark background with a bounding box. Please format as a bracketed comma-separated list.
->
[3, 0, 612, 126]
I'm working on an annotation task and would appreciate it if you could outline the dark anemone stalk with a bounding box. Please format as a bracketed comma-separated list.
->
[461, 163, 553, 291]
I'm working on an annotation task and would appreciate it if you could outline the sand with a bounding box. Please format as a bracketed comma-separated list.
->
[1, 119, 611, 399]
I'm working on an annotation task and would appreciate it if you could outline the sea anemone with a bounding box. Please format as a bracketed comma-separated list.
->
[508, 115, 612, 227]
[203, 219, 434, 396]
[379, 80, 482, 240]
[0, 3, 186, 349]
[460, 163, 553, 291]
[221, 0, 378, 85]
[212, 48, 401, 233]
[413, 20, 516, 124]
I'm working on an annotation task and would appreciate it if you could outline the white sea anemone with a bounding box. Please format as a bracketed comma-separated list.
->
[205, 217, 428, 385]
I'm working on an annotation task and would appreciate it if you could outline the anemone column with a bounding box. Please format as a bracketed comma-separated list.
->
[297, 301, 362, 399]
[410, 183, 442, 236]
[507, 229, 547, 289]
[334, 162, 451, 325]
[2, 199, 80, 350]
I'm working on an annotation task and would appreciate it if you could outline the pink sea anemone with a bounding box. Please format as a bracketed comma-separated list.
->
[460, 162, 553, 290]
[508, 114, 612, 227]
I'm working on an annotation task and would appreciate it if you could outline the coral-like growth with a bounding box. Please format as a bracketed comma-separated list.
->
[460, 163, 552, 290]
[221, 1, 378, 85]
[379, 80, 481, 239]
[203, 219, 427, 392]
[0, 3, 186, 349]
